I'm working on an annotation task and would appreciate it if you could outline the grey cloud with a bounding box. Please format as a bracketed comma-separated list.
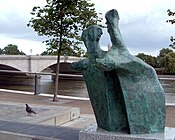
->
[0, 14, 46, 41]
[119, 16, 170, 55]
[0, 11, 171, 56]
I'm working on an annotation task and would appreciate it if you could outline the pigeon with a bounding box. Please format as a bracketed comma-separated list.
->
[25, 104, 36, 116]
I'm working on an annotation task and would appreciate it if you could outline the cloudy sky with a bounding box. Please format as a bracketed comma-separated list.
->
[0, 0, 175, 56]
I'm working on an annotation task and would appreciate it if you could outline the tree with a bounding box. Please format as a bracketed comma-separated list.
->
[164, 52, 175, 74]
[136, 53, 158, 67]
[0, 48, 4, 55]
[27, 0, 103, 101]
[167, 9, 175, 24]
[157, 48, 173, 68]
[159, 48, 173, 57]
[41, 45, 85, 56]
[166, 9, 175, 48]
[2, 44, 25, 55]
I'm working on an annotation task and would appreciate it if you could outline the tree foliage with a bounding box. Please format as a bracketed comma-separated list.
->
[0, 48, 3, 54]
[166, 9, 175, 49]
[137, 48, 175, 74]
[27, 0, 103, 101]
[157, 48, 173, 68]
[125, 47, 175, 74]
[41, 45, 85, 56]
[167, 9, 175, 24]
[0, 44, 25, 55]
[164, 52, 175, 74]
[136, 53, 158, 67]
[158, 48, 173, 57]
[27, 0, 103, 55]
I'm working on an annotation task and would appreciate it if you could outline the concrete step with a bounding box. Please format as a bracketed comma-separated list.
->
[61, 114, 96, 130]
[0, 101, 80, 126]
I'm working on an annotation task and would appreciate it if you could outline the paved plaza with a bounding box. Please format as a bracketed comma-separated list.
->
[0, 89, 174, 139]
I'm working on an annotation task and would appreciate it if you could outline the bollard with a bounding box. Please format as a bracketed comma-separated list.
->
[34, 74, 40, 95]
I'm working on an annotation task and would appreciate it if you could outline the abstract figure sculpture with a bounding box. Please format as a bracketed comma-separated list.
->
[72, 25, 129, 132]
[72, 9, 165, 134]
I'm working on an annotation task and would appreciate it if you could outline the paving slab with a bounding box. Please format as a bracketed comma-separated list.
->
[0, 120, 79, 140]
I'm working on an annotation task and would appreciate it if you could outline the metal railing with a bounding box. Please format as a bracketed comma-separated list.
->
[0, 70, 83, 95]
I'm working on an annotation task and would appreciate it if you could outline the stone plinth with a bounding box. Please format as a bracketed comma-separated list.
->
[79, 123, 175, 140]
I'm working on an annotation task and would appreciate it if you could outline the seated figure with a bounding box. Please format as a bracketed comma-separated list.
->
[96, 9, 166, 134]
[71, 25, 129, 132]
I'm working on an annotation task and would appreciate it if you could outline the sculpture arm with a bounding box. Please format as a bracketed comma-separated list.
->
[71, 59, 89, 71]
[96, 57, 115, 71]
[96, 52, 133, 72]
[109, 25, 129, 52]
[106, 9, 129, 52]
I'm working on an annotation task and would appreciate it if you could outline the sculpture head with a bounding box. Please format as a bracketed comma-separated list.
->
[105, 9, 120, 32]
[81, 25, 103, 53]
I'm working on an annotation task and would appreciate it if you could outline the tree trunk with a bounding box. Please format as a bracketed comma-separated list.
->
[53, 53, 61, 101]
[52, 8, 64, 102]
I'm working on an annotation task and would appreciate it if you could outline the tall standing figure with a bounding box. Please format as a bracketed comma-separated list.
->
[96, 9, 166, 134]
[72, 25, 129, 132]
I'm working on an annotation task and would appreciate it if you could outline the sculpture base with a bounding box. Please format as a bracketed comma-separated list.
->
[79, 123, 175, 140]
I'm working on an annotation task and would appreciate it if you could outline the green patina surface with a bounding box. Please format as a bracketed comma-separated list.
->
[71, 25, 129, 132]
[72, 9, 165, 134]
